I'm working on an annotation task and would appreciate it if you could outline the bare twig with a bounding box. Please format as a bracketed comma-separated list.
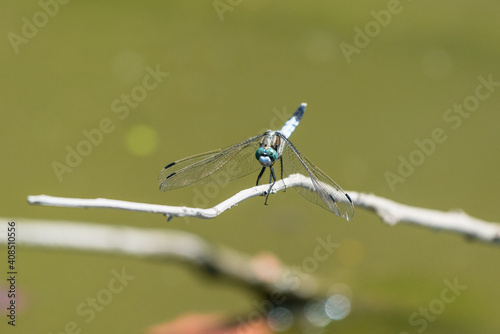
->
[27, 174, 500, 244]
[348, 192, 500, 243]
[27, 179, 289, 219]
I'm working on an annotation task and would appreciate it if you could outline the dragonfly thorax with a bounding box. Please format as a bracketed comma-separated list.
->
[255, 131, 282, 167]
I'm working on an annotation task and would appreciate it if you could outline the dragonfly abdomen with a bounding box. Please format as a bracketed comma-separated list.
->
[279, 102, 306, 139]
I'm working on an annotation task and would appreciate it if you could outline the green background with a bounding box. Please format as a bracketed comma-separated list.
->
[1, 0, 499, 333]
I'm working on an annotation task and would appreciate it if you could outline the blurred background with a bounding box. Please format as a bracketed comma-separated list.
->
[1, 0, 499, 333]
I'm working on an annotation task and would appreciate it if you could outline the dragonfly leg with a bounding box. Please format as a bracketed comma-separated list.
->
[264, 166, 277, 205]
[256, 167, 266, 186]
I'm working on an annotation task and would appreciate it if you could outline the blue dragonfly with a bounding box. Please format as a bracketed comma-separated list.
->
[159, 103, 354, 220]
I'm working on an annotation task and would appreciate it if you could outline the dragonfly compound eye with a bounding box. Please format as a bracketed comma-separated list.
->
[255, 147, 265, 160]
[255, 147, 275, 167]
[266, 148, 278, 162]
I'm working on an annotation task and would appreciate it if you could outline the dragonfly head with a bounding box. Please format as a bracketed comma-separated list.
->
[255, 147, 277, 167]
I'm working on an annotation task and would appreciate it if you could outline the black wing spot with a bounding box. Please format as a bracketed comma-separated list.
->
[329, 194, 336, 203]
[345, 193, 352, 203]
[164, 162, 176, 169]
[166, 172, 176, 179]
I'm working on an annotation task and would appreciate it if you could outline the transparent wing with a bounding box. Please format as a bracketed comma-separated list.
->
[280, 135, 354, 220]
[159, 134, 265, 191]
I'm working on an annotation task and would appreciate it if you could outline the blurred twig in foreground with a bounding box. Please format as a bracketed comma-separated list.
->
[0, 217, 343, 331]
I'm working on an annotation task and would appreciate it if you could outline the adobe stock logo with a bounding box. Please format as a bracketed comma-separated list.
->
[385, 73, 499, 192]
[339, 0, 415, 64]
[7, 0, 71, 54]
[52, 64, 169, 182]
[213, 0, 243, 21]
[235, 235, 341, 332]
[48, 268, 135, 334]
[399, 277, 467, 334]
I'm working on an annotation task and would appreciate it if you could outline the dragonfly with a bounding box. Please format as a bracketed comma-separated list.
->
[159, 103, 354, 220]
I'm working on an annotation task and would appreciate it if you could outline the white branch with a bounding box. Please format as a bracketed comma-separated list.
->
[27, 175, 300, 219]
[348, 192, 500, 243]
[27, 174, 500, 244]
